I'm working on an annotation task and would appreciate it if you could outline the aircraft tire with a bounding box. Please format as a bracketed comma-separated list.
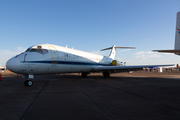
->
[81, 72, 88, 77]
[24, 80, 33, 86]
[103, 72, 110, 78]
[27, 80, 33, 86]
[24, 80, 28, 86]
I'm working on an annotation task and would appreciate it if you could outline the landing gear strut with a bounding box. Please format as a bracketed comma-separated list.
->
[81, 72, 88, 77]
[23, 75, 34, 86]
[24, 79, 33, 86]
[103, 71, 110, 78]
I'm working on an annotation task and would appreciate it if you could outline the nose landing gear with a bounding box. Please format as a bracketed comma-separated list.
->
[23, 74, 34, 86]
[24, 79, 33, 86]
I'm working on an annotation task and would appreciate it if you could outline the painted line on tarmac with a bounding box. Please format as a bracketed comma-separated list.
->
[20, 76, 51, 120]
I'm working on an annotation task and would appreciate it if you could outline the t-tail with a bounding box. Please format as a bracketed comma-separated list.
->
[153, 11, 180, 55]
[101, 45, 136, 60]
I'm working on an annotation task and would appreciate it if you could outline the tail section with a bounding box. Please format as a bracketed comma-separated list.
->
[153, 11, 180, 55]
[175, 11, 180, 50]
[101, 45, 136, 60]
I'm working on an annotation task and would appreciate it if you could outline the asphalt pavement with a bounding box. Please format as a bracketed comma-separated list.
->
[0, 71, 180, 120]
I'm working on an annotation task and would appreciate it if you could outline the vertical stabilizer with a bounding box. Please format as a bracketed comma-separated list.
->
[174, 11, 180, 50]
[109, 45, 116, 60]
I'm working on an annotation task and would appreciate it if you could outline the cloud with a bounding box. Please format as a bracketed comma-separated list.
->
[147, 39, 151, 41]
[91, 50, 105, 55]
[0, 47, 26, 66]
[17, 47, 26, 51]
[134, 51, 161, 59]
[120, 49, 131, 52]
[116, 58, 122, 61]
[0, 50, 19, 56]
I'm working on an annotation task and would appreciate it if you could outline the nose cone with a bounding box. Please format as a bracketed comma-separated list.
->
[6, 57, 20, 73]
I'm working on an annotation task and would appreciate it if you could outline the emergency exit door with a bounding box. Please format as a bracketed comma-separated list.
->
[49, 46, 59, 63]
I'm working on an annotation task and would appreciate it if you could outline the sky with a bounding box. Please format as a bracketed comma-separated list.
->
[0, 0, 180, 66]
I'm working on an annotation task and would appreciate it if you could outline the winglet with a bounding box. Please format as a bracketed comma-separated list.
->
[101, 45, 136, 60]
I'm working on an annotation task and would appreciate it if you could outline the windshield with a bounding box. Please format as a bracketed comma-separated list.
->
[25, 46, 48, 54]
[25, 47, 32, 52]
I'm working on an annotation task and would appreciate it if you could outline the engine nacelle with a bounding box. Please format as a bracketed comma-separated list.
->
[111, 60, 117, 66]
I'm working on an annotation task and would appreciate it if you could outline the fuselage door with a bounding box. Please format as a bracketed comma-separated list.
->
[48, 46, 59, 63]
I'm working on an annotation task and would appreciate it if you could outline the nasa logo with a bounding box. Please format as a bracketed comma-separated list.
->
[177, 28, 180, 33]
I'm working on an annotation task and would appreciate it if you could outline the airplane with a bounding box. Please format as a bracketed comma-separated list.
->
[6, 44, 174, 86]
[153, 11, 180, 54]
[0, 66, 6, 70]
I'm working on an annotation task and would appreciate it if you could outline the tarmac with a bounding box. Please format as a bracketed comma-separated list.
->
[0, 70, 180, 120]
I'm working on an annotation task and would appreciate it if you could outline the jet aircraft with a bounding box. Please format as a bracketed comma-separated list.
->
[153, 11, 180, 54]
[6, 44, 173, 86]
[0, 66, 6, 70]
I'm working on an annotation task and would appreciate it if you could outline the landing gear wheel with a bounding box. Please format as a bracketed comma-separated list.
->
[103, 72, 110, 78]
[24, 80, 28, 86]
[24, 80, 33, 86]
[81, 72, 88, 78]
[27, 80, 33, 86]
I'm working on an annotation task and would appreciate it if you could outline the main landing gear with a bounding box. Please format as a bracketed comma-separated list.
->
[81, 72, 88, 77]
[103, 71, 110, 78]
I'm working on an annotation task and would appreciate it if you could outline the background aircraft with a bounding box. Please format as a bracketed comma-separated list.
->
[0, 66, 6, 70]
[6, 44, 173, 86]
[153, 11, 180, 54]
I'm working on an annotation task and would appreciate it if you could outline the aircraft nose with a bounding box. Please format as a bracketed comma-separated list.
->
[6, 57, 20, 73]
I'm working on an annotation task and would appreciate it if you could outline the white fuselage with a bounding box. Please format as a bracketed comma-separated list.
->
[6, 44, 112, 75]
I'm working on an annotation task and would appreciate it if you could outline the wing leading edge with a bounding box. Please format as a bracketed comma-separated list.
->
[153, 50, 180, 53]
[93, 64, 175, 73]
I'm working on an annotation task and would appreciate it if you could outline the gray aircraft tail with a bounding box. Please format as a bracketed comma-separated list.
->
[153, 11, 180, 55]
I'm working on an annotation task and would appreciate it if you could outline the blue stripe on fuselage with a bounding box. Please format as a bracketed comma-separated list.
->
[21, 61, 109, 66]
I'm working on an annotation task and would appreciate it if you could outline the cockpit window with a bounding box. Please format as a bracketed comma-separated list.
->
[42, 49, 48, 54]
[29, 49, 37, 52]
[25, 46, 48, 55]
[25, 47, 32, 52]
[37, 46, 42, 53]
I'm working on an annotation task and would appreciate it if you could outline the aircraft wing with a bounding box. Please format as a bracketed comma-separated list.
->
[93, 64, 175, 73]
[153, 50, 180, 53]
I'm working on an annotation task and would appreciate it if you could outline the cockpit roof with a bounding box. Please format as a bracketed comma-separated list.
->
[25, 44, 51, 54]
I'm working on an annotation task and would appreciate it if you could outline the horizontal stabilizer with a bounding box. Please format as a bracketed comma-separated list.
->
[101, 45, 136, 60]
[101, 47, 136, 51]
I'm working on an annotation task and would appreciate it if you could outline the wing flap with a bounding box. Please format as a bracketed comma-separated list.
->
[93, 64, 175, 72]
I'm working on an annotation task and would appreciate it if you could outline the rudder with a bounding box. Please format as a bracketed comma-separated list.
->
[174, 11, 180, 50]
